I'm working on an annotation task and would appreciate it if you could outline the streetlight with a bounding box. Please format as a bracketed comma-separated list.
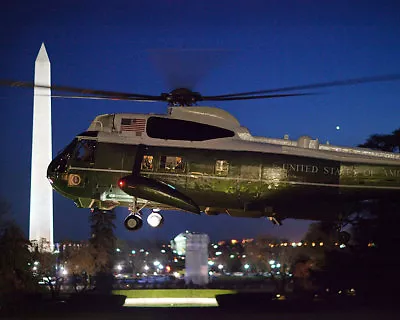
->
[244, 264, 250, 270]
[218, 264, 224, 270]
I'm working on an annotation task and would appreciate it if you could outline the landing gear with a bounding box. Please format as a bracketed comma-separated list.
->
[124, 214, 143, 231]
[147, 209, 164, 228]
[335, 214, 352, 244]
[123, 198, 164, 231]
[266, 211, 283, 226]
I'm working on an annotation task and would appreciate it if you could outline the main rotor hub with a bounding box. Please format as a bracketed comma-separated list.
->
[162, 88, 202, 106]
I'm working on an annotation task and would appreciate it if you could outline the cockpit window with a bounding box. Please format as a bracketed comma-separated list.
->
[74, 139, 97, 163]
[146, 117, 235, 141]
[50, 139, 78, 173]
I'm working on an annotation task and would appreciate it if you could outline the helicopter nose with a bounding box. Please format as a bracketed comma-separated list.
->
[47, 160, 56, 184]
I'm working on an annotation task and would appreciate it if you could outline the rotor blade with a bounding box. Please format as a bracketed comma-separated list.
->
[50, 94, 161, 102]
[0, 80, 162, 100]
[203, 92, 314, 101]
[206, 74, 400, 98]
[148, 48, 230, 90]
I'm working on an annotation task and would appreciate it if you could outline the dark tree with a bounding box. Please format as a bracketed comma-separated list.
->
[0, 200, 37, 305]
[88, 209, 117, 293]
[358, 128, 400, 152]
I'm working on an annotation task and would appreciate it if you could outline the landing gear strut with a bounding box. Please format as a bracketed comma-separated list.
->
[124, 198, 145, 231]
[123, 199, 164, 231]
[335, 214, 351, 244]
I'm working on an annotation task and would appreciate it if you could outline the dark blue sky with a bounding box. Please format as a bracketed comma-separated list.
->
[1, 0, 400, 242]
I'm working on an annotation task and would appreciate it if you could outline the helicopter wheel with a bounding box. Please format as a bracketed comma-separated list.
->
[147, 209, 164, 228]
[124, 214, 143, 231]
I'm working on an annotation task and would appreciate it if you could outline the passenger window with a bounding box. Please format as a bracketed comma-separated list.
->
[215, 160, 229, 176]
[141, 155, 154, 171]
[74, 140, 96, 163]
[159, 156, 185, 173]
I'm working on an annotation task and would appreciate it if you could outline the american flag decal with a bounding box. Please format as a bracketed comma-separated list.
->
[120, 118, 146, 132]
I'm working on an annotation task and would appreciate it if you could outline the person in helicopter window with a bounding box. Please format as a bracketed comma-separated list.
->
[175, 157, 184, 170]
[142, 156, 153, 170]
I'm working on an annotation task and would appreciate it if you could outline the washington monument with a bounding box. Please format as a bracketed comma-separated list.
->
[29, 43, 53, 251]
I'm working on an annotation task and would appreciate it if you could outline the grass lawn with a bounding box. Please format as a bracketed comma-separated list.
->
[112, 289, 236, 299]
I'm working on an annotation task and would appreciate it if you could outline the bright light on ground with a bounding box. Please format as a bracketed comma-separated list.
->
[124, 298, 217, 307]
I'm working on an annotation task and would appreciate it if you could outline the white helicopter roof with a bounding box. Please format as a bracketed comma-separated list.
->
[87, 106, 242, 132]
[86, 106, 400, 165]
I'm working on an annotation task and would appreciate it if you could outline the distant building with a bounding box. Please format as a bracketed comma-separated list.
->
[171, 231, 209, 286]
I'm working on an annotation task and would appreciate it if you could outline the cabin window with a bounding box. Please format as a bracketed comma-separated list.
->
[159, 156, 185, 173]
[215, 160, 229, 176]
[146, 117, 235, 141]
[141, 155, 154, 171]
[74, 139, 96, 163]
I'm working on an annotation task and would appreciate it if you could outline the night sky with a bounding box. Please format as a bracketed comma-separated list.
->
[1, 1, 400, 242]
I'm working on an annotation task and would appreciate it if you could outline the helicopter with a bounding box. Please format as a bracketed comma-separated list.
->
[2, 75, 400, 234]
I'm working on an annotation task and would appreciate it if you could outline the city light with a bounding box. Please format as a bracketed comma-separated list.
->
[34, 261, 39, 266]
[208, 260, 215, 266]
[116, 248, 121, 252]
[215, 251, 222, 256]
[62, 269, 68, 275]
[244, 264, 250, 270]
[320, 242, 324, 246]
[276, 263, 281, 268]
[161, 249, 166, 253]
[218, 264, 224, 270]
[153, 260, 160, 266]
[269, 260, 276, 265]
[117, 265, 122, 271]
[131, 250, 136, 254]
[230, 254, 235, 259]
[144, 265, 149, 271]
